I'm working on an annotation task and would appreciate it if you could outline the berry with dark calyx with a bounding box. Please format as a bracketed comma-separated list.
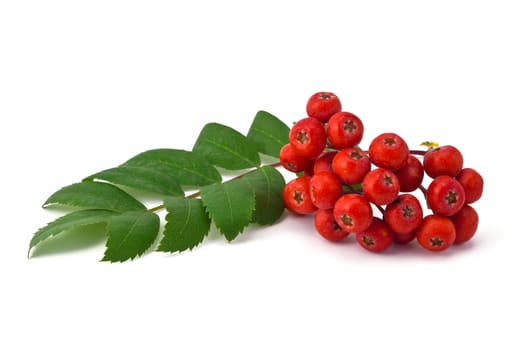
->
[394, 154, 424, 192]
[326, 111, 364, 149]
[309, 171, 343, 210]
[368, 132, 409, 170]
[456, 168, 484, 204]
[332, 147, 371, 185]
[416, 215, 456, 252]
[355, 217, 394, 253]
[384, 193, 423, 234]
[362, 168, 400, 206]
[313, 151, 337, 174]
[333, 194, 373, 233]
[393, 231, 416, 244]
[289, 117, 327, 159]
[282, 176, 317, 215]
[314, 209, 350, 241]
[451, 204, 479, 244]
[279, 143, 312, 173]
[426, 175, 466, 216]
[423, 145, 463, 178]
[306, 92, 342, 123]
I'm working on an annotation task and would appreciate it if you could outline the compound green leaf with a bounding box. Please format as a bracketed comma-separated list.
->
[192, 123, 260, 170]
[123, 149, 221, 187]
[242, 166, 286, 225]
[84, 165, 184, 197]
[28, 209, 115, 256]
[157, 197, 210, 253]
[200, 180, 255, 241]
[102, 211, 160, 262]
[246, 110, 290, 158]
[43, 182, 146, 212]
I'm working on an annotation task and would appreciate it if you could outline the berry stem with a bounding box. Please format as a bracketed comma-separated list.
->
[148, 162, 283, 214]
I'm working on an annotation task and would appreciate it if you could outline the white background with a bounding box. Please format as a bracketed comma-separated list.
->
[1, 1, 524, 349]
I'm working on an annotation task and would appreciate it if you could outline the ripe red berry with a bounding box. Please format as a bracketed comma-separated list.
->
[384, 193, 423, 234]
[313, 151, 337, 174]
[306, 92, 342, 123]
[333, 194, 373, 233]
[416, 215, 456, 252]
[279, 143, 312, 173]
[423, 145, 463, 178]
[393, 231, 416, 244]
[332, 147, 371, 185]
[451, 204, 479, 244]
[326, 111, 364, 149]
[314, 209, 350, 241]
[289, 117, 327, 159]
[282, 176, 317, 215]
[368, 132, 409, 170]
[456, 168, 484, 204]
[362, 168, 400, 205]
[355, 217, 394, 253]
[426, 175, 466, 216]
[309, 171, 343, 210]
[394, 154, 424, 192]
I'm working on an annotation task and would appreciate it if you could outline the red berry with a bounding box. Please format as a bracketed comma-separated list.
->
[313, 151, 337, 174]
[282, 176, 317, 215]
[394, 155, 424, 192]
[279, 143, 312, 173]
[289, 117, 327, 159]
[306, 92, 342, 123]
[393, 231, 416, 244]
[416, 215, 456, 252]
[451, 204, 479, 244]
[326, 111, 364, 149]
[426, 175, 466, 216]
[355, 217, 394, 253]
[423, 145, 463, 178]
[332, 147, 371, 185]
[314, 209, 350, 241]
[333, 194, 373, 233]
[362, 168, 400, 205]
[384, 194, 423, 234]
[368, 132, 409, 170]
[309, 171, 343, 210]
[456, 168, 484, 204]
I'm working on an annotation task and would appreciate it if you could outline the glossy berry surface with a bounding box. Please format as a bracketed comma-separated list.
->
[394, 154, 424, 192]
[289, 117, 326, 159]
[451, 204, 479, 244]
[384, 193, 423, 234]
[426, 175, 466, 216]
[326, 111, 364, 149]
[282, 176, 317, 215]
[356, 217, 394, 253]
[333, 194, 373, 233]
[332, 147, 371, 185]
[423, 145, 463, 178]
[314, 209, 350, 241]
[393, 231, 416, 244]
[368, 132, 409, 170]
[309, 171, 343, 209]
[279, 143, 311, 173]
[416, 215, 456, 252]
[306, 92, 342, 123]
[456, 168, 484, 204]
[362, 168, 400, 205]
[313, 151, 337, 174]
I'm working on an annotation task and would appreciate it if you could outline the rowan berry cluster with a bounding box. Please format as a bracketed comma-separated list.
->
[280, 92, 484, 253]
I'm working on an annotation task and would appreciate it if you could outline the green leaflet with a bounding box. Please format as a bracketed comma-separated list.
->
[157, 197, 210, 253]
[84, 165, 184, 197]
[102, 211, 160, 262]
[28, 209, 115, 256]
[242, 166, 286, 225]
[200, 180, 255, 241]
[43, 182, 146, 212]
[123, 149, 221, 187]
[192, 123, 261, 170]
[246, 110, 290, 158]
